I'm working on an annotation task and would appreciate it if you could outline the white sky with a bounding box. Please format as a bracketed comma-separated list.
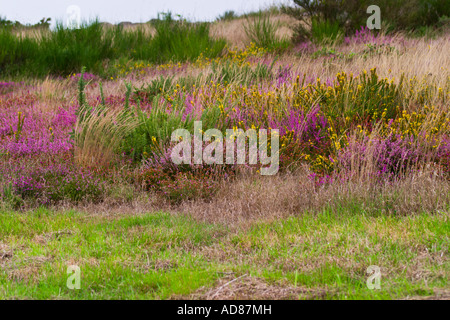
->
[1, 0, 284, 27]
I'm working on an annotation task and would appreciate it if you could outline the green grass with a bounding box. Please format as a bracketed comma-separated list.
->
[243, 12, 290, 53]
[0, 14, 226, 78]
[310, 18, 343, 45]
[0, 208, 448, 299]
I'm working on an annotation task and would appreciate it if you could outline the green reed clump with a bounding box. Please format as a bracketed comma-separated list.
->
[0, 28, 39, 75]
[0, 14, 226, 78]
[136, 12, 226, 63]
[243, 12, 290, 52]
[37, 20, 113, 76]
[310, 17, 343, 44]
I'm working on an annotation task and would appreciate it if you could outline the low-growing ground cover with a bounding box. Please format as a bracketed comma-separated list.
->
[0, 208, 448, 299]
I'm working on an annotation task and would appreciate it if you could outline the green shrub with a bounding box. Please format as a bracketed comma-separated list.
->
[310, 69, 404, 131]
[283, 0, 450, 43]
[217, 10, 238, 21]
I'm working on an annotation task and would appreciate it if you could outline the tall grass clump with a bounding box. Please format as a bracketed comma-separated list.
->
[243, 12, 290, 52]
[136, 12, 226, 63]
[74, 106, 139, 168]
[37, 20, 113, 76]
[0, 27, 39, 75]
[310, 17, 343, 44]
[74, 74, 139, 168]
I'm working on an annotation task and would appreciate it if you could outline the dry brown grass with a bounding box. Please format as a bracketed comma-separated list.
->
[12, 27, 50, 40]
[403, 289, 450, 300]
[43, 157, 449, 228]
[118, 23, 155, 36]
[34, 77, 75, 111]
[180, 168, 450, 226]
[210, 14, 296, 49]
[277, 34, 450, 91]
[176, 275, 328, 300]
[73, 106, 139, 168]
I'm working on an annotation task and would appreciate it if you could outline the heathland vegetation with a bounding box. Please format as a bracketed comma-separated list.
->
[0, 1, 449, 299]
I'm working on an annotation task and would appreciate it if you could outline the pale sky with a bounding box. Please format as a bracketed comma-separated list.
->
[1, 0, 284, 27]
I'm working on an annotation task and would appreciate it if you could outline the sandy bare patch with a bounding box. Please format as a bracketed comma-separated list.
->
[402, 289, 450, 300]
[174, 275, 329, 300]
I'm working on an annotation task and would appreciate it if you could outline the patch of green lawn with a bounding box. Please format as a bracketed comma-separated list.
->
[0, 208, 448, 299]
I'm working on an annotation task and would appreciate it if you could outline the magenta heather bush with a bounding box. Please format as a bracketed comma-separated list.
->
[69, 72, 98, 82]
[0, 97, 105, 205]
[8, 163, 106, 204]
[0, 105, 76, 156]
[336, 133, 438, 180]
[295, 41, 317, 55]
[276, 65, 293, 86]
[0, 82, 19, 94]
[344, 26, 394, 45]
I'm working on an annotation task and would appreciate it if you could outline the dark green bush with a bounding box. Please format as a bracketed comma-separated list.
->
[283, 0, 450, 43]
[217, 10, 238, 21]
